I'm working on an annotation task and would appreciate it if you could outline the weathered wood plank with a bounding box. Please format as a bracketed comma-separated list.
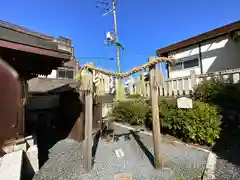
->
[163, 81, 168, 96]
[83, 69, 93, 172]
[149, 57, 162, 169]
[178, 79, 183, 96]
[184, 78, 190, 95]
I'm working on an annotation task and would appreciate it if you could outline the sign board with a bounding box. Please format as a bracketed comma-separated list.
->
[114, 173, 132, 180]
[177, 97, 193, 109]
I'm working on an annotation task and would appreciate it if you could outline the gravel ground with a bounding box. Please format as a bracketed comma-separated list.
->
[215, 158, 240, 180]
[33, 139, 86, 180]
[33, 125, 209, 180]
[111, 125, 208, 179]
[212, 135, 240, 179]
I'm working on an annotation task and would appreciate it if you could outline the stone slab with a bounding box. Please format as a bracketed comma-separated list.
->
[0, 150, 23, 180]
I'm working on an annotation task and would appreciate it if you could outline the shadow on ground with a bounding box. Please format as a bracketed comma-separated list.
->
[212, 111, 240, 166]
[30, 91, 82, 168]
[112, 129, 155, 168]
[130, 130, 155, 168]
[92, 130, 101, 165]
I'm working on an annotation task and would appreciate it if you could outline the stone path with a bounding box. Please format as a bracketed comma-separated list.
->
[33, 124, 209, 180]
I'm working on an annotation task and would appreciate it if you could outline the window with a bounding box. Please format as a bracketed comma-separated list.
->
[171, 58, 199, 71]
[183, 59, 199, 69]
[57, 67, 75, 79]
[66, 69, 74, 79]
[171, 62, 182, 71]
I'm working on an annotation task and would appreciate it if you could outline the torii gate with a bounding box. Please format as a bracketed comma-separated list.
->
[78, 56, 173, 172]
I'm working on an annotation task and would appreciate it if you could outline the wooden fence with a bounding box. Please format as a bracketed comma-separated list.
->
[133, 68, 240, 97]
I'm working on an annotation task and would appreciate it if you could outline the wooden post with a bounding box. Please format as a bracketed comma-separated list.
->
[149, 56, 162, 169]
[190, 70, 197, 90]
[129, 77, 134, 95]
[168, 81, 172, 96]
[83, 68, 93, 172]
[163, 81, 168, 97]
[178, 79, 183, 96]
[136, 75, 141, 95]
[141, 74, 147, 97]
[146, 82, 150, 97]
[228, 73, 234, 83]
[173, 80, 177, 96]
[184, 78, 190, 95]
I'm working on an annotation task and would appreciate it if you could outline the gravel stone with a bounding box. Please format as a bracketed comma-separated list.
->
[215, 158, 240, 180]
[33, 125, 208, 180]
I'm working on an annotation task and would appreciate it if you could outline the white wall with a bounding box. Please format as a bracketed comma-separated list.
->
[168, 35, 240, 78]
[38, 70, 57, 79]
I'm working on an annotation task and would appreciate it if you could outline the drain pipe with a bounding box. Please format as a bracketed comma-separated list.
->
[198, 44, 203, 74]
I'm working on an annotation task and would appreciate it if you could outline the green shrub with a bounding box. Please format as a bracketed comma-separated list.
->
[126, 94, 142, 99]
[213, 83, 240, 112]
[192, 78, 224, 103]
[112, 96, 221, 145]
[146, 99, 221, 145]
[145, 97, 177, 129]
[193, 78, 240, 113]
[162, 100, 221, 145]
[193, 79, 240, 150]
[111, 100, 150, 125]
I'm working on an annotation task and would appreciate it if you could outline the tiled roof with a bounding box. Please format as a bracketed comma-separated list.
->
[28, 77, 77, 93]
[156, 20, 240, 55]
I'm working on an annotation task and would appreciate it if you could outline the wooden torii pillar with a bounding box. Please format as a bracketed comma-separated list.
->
[148, 56, 162, 169]
[80, 68, 93, 172]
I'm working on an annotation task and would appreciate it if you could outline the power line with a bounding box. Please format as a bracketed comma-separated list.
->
[95, 0, 111, 12]
[123, 49, 150, 55]
[77, 56, 114, 66]
[96, 0, 123, 100]
[77, 56, 114, 60]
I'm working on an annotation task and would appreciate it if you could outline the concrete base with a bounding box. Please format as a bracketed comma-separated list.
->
[2, 135, 37, 154]
[0, 150, 23, 180]
[26, 145, 39, 173]
[0, 134, 39, 180]
[2, 145, 14, 154]
[14, 142, 27, 152]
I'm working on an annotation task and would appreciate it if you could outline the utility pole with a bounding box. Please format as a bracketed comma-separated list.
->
[77, 56, 114, 66]
[112, 0, 120, 74]
[112, 0, 122, 101]
[97, 0, 123, 100]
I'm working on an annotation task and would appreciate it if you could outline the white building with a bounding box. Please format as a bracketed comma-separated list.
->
[38, 37, 78, 80]
[156, 20, 240, 79]
[38, 59, 79, 80]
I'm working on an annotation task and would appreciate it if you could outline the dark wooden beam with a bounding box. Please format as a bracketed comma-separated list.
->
[0, 39, 71, 60]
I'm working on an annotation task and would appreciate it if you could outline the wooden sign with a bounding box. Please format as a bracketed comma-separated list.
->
[114, 173, 133, 180]
[177, 97, 193, 109]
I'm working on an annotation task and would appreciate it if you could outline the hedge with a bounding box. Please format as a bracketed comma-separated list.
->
[193, 79, 240, 112]
[159, 100, 221, 145]
[193, 79, 240, 145]
[111, 99, 150, 125]
[126, 94, 142, 99]
[111, 98, 221, 145]
[192, 78, 223, 103]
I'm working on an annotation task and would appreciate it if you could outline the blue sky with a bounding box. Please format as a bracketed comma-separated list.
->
[1, 0, 240, 77]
